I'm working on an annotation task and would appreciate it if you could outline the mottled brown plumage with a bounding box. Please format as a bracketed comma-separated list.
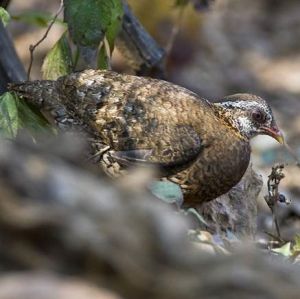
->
[10, 70, 283, 205]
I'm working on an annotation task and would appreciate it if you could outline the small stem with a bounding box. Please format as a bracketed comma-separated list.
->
[103, 37, 112, 70]
[73, 46, 80, 70]
[284, 142, 300, 167]
[165, 5, 186, 56]
[271, 206, 281, 238]
[27, 0, 64, 80]
[265, 164, 286, 240]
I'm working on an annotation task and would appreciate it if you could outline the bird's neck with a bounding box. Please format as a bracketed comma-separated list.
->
[212, 104, 248, 141]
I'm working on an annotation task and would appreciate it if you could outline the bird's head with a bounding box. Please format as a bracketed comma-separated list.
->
[215, 93, 284, 144]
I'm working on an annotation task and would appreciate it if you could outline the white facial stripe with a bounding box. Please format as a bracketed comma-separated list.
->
[220, 100, 269, 112]
[236, 116, 253, 135]
[218, 99, 273, 139]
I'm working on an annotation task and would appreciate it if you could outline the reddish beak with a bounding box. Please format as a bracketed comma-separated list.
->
[260, 126, 284, 144]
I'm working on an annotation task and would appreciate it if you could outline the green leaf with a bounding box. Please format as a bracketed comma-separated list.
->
[294, 235, 300, 251]
[291, 235, 300, 257]
[97, 43, 109, 70]
[272, 242, 292, 257]
[0, 7, 10, 26]
[17, 101, 53, 136]
[0, 92, 52, 139]
[64, 0, 123, 50]
[0, 92, 19, 138]
[12, 11, 64, 27]
[148, 181, 183, 207]
[42, 32, 73, 80]
[105, 0, 123, 52]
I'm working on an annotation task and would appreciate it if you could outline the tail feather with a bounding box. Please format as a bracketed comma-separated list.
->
[8, 80, 59, 109]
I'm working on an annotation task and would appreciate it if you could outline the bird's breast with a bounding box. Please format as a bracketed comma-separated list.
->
[169, 128, 251, 204]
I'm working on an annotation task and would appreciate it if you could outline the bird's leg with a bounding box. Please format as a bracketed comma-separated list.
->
[87, 145, 110, 162]
[85, 134, 111, 163]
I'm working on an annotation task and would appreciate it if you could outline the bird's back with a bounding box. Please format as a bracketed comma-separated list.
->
[55, 70, 214, 147]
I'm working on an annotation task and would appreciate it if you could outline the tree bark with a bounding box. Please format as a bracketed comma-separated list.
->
[117, 1, 166, 78]
[0, 0, 10, 9]
[0, 22, 27, 94]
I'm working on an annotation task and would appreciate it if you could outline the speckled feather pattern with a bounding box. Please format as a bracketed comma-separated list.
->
[10, 70, 252, 204]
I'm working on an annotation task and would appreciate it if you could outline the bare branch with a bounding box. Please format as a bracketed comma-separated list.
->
[117, 1, 166, 78]
[165, 6, 186, 56]
[27, 0, 64, 80]
[264, 164, 290, 239]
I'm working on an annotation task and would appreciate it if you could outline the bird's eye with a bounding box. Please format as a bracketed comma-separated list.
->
[252, 110, 266, 123]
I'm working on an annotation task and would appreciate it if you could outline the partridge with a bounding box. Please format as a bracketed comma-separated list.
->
[10, 70, 283, 205]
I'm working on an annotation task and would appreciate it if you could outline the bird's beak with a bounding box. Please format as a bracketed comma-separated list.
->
[260, 126, 284, 144]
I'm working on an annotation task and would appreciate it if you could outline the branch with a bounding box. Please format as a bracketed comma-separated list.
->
[117, 1, 166, 78]
[27, 0, 63, 79]
[264, 164, 290, 239]
[0, 22, 27, 94]
[0, 0, 10, 8]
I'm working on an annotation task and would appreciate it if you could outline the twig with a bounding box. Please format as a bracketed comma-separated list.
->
[86, 145, 110, 162]
[264, 164, 290, 239]
[264, 231, 284, 244]
[27, 0, 64, 80]
[284, 142, 300, 168]
[165, 5, 186, 55]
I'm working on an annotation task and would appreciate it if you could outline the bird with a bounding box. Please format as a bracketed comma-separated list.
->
[10, 69, 284, 205]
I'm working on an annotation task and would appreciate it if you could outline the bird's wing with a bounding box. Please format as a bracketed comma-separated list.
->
[110, 125, 202, 175]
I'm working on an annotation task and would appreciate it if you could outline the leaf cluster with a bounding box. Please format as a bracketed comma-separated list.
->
[0, 0, 124, 140]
